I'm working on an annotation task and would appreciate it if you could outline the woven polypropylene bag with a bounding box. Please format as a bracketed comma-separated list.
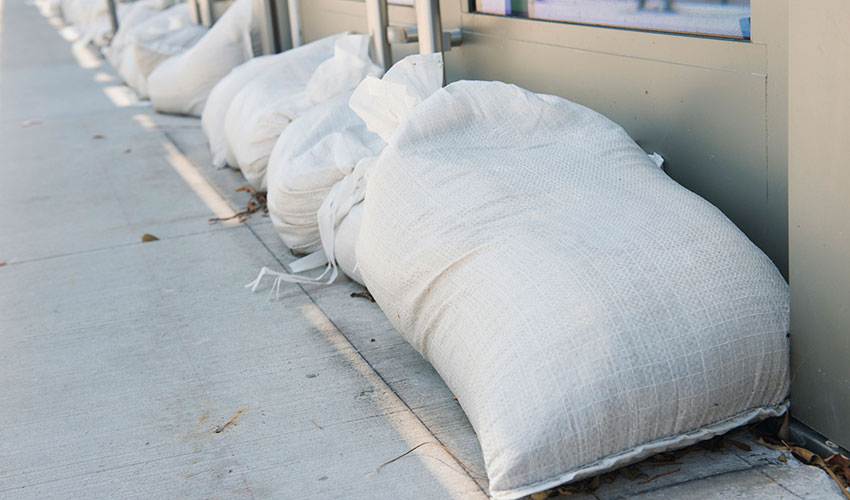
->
[131, 24, 207, 98]
[357, 81, 791, 499]
[266, 92, 383, 254]
[110, 4, 205, 97]
[224, 34, 379, 190]
[61, 0, 107, 27]
[104, 0, 175, 67]
[244, 54, 443, 295]
[202, 55, 283, 168]
[203, 34, 341, 170]
[147, 0, 254, 117]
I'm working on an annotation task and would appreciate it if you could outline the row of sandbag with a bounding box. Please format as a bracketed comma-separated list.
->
[38, 0, 211, 98]
[51, 0, 385, 282]
[201, 40, 792, 500]
[36, 0, 124, 47]
[48, 0, 259, 113]
[68, 2, 792, 496]
[202, 32, 409, 285]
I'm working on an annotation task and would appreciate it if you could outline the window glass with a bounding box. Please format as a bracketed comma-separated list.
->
[475, 0, 750, 39]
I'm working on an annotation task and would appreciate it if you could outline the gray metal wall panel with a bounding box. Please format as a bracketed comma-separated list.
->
[788, 0, 850, 450]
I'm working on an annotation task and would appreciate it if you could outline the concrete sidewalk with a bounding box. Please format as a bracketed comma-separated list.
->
[0, 1, 845, 499]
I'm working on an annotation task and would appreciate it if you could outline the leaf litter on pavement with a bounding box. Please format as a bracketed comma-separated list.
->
[209, 185, 267, 224]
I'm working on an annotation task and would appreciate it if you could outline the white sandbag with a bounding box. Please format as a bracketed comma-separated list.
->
[201, 46, 323, 170]
[247, 54, 443, 293]
[61, 0, 107, 27]
[356, 81, 791, 499]
[35, 0, 63, 18]
[265, 92, 383, 254]
[131, 26, 207, 97]
[147, 0, 255, 117]
[334, 202, 363, 285]
[103, 0, 175, 64]
[74, 11, 114, 47]
[247, 156, 374, 293]
[349, 54, 447, 143]
[225, 33, 379, 190]
[109, 4, 205, 97]
[62, 0, 127, 46]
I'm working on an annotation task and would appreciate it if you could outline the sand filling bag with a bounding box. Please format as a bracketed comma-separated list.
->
[201, 34, 342, 170]
[355, 80, 791, 499]
[147, 0, 255, 117]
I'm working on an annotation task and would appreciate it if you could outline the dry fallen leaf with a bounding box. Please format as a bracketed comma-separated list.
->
[92, 134, 105, 140]
[141, 234, 159, 242]
[213, 409, 245, 434]
[209, 185, 267, 224]
[779, 453, 788, 463]
[755, 437, 785, 450]
[0, 262, 6, 267]
[530, 492, 549, 500]
[790, 445, 822, 465]
[826, 454, 850, 484]
[755, 438, 850, 500]
[350, 291, 375, 302]
[375, 441, 485, 478]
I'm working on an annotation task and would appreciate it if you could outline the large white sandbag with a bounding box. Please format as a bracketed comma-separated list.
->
[265, 92, 383, 254]
[202, 56, 279, 169]
[333, 202, 363, 284]
[247, 156, 374, 293]
[74, 10, 116, 47]
[61, 0, 127, 46]
[267, 52, 443, 257]
[201, 34, 343, 170]
[61, 0, 107, 27]
[107, 4, 204, 96]
[357, 80, 791, 499]
[35, 0, 63, 18]
[103, 0, 175, 64]
[246, 54, 443, 293]
[225, 34, 379, 190]
[147, 0, 255, 116]
[131, 24, 207, 97]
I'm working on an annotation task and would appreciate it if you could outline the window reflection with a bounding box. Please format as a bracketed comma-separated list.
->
[476, 0, 751, 39]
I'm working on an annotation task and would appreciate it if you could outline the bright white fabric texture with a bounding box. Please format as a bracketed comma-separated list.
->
[356, 80, 791, 499]
[131, 22, 207, 98]
[202, 33, 342, 170]
[103, 0, 175, 65]
[224, 33, 378, 190]
[265, 92, 384, 255]
[202, 55, 284, 168]
[61, 0, 108, 27]
[247, 54, 443, 292]
[147, 0, 254, 117]
[107, 4, 205, 98]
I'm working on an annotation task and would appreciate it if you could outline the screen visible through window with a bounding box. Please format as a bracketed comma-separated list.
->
[475, 0, 751, 39]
